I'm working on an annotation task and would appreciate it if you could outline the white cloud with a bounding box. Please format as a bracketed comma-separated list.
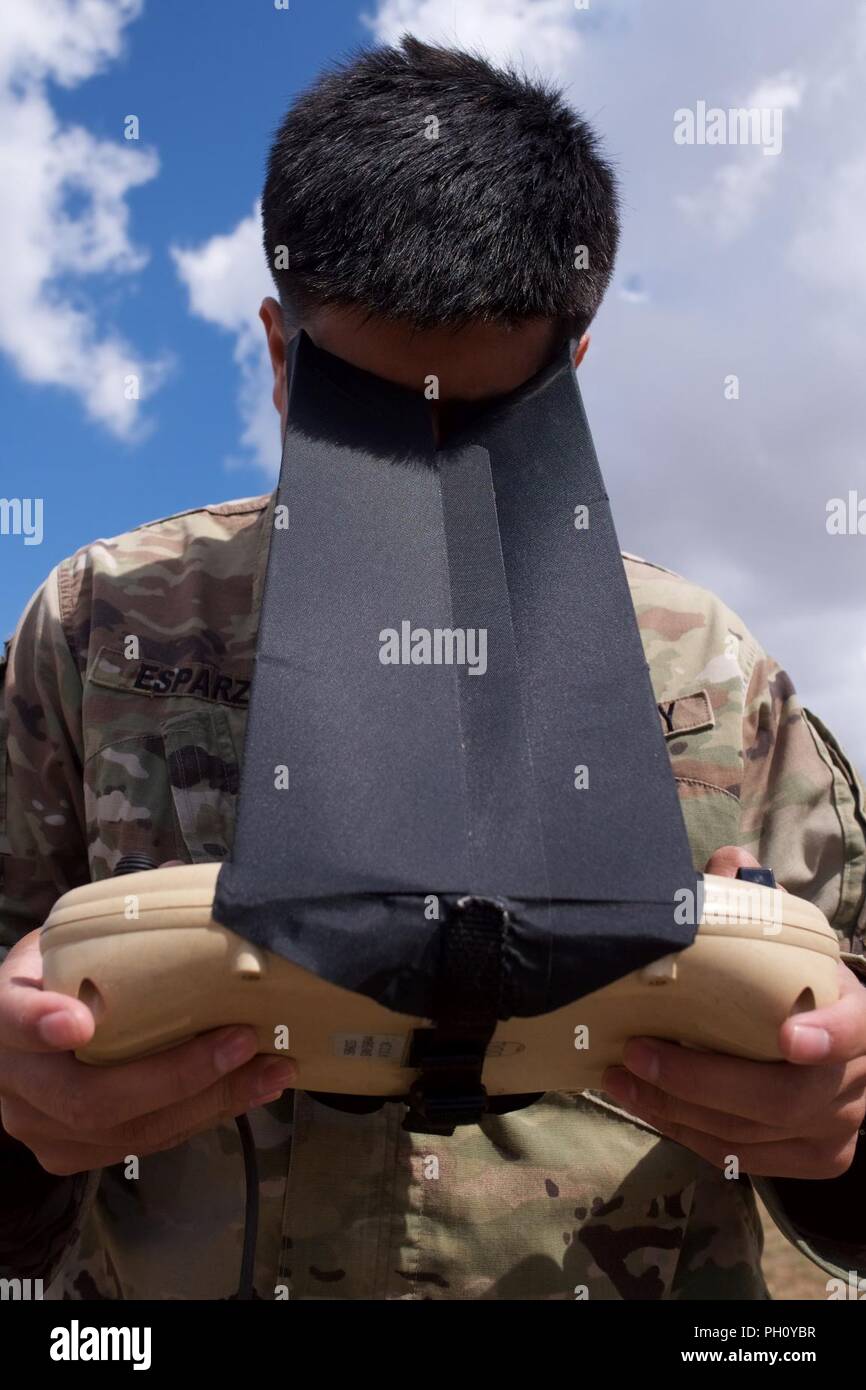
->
[364, 0, 584, 78]
[356, 0, 866, 769]
[0, 0, 140, 88]
[675, 75, 804, 242]
[749, 75, 804, 111]
[789, 156, 866, 299]
[676, 157, 773, 242]
[0, 0, 169, 438]
[171, 203, 280, 473]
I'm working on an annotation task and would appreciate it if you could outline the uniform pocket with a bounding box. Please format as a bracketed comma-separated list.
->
[83, 707, 240, 875]
[160, 708, 240, 862]
[657, 688, 714, 740]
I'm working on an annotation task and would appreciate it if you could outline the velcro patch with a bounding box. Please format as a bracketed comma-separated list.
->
[657, 689, 714, 739]
[88, 647, 251, 708]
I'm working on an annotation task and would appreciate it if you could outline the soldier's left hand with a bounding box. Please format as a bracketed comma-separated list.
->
[602, 846, 866, 1179]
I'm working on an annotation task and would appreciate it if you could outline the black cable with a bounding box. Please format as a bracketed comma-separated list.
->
[233, 1113, 260, 1300]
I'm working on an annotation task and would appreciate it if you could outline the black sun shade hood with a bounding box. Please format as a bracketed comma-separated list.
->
[212, 330, 699, 1126]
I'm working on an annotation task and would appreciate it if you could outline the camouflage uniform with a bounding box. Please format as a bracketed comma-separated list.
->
[1, 494, 864, 1301]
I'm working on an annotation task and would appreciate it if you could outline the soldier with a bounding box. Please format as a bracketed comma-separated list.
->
[1, 38, 864, 1301]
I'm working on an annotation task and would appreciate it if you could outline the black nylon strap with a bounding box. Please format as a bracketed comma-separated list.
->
[400, 895, 507, 1132]
[438, 896, 508, 1028]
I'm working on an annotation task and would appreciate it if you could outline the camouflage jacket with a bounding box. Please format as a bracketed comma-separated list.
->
[1, 494, 865, 1301]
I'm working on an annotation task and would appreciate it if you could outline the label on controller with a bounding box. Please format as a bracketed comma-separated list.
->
[329, 1035, 527, 1061]
[331, 1033, 406, 1060]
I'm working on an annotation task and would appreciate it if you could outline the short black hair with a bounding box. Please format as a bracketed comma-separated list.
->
[262, 36, 620, 336]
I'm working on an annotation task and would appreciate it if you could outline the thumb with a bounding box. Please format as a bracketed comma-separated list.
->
[703, 845, 762, 879]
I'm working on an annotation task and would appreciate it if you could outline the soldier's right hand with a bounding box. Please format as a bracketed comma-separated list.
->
[0, 928, 297, 1176]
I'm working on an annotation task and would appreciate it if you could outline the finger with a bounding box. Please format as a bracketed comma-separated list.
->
[72, 1089, 287, 1172]
[780, 962, 866, 1064]
[605, 1069, 865, 1149]
[1, 1026, 293, 1128]
[131, 1102, 283, 1162]
[110, 1058, 294, 1153]
[1, 1055, 295, 1147]
[602, 1066, 798, 1143]
[0, 932, 96, 1054]
[621, 1037, 845, 1127]
[25, 1138, 136, 1178]
[24, 1096, 281, 1177]
[703, 846, 761, 878]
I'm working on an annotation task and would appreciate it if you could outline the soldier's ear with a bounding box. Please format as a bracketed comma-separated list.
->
[260, 297, 289, 416]
[573, 333, 590, 370]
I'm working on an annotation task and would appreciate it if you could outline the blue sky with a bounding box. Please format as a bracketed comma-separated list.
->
[1, 0, 864, 767]
[1, 0, 369, 636]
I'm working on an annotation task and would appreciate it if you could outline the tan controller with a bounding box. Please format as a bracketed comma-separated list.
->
[40, 865, 840, 1094]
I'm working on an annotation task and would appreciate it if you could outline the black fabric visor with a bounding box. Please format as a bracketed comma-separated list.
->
[213, 331, 699, 1019]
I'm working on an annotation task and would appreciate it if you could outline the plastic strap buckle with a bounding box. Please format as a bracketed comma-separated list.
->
[402, 1031, 490, 1134]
